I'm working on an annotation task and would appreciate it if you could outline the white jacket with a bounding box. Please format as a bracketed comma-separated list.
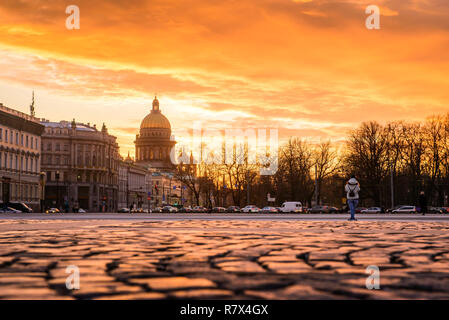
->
[345, 178, 360, 200]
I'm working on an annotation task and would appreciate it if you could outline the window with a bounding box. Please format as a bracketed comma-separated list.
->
[35, 138, 38, 150]
[0, 152, 2, 168]
[10, 130, 13, 143]
[31, 137, 34, 149]
[15, 132, 18, 145]
[0, 128, 2, 141]
[21, 134, 23, 146]
[47, 143, 52, 151]
[5, 129, 8, 143]
[56, 143, 60, 151]
[26, 135, 29, 148]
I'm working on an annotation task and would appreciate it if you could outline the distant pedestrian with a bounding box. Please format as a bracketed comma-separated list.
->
[418, 191, 427, 216]
[345, 175, 360, 221]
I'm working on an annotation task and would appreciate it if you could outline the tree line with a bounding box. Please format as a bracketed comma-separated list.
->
[175, 113, 449, 209]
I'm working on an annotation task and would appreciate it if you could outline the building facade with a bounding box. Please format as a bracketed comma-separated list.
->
[150, 171, 188, 207]
[0, 103, 44, 211]
[118, 155, 152, 210]
[135, 97, 176, 170]
[40, 119, 120, 212]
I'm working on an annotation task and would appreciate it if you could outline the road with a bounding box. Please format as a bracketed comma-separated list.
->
[1, 212, 448, 221]
[1, 213, 449, 299]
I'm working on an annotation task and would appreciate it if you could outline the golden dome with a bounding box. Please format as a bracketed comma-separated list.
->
[140, 97, 171, 130]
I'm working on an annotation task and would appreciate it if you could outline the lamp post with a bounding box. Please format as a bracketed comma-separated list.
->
[39, 172, 46, 212]
[55, 171, 60, 209]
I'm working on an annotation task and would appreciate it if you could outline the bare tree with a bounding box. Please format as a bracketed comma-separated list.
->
[313, 141, 340, 204]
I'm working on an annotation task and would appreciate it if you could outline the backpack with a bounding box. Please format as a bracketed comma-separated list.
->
[348, 185, 356, 198]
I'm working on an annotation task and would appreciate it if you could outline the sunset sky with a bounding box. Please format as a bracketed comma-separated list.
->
[0, 0, 448, 157]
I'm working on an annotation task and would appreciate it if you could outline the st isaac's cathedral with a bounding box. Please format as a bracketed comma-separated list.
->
[134, 97, 176, 170]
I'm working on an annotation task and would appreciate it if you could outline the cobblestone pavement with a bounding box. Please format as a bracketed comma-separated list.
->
[1, 218, 449, 299]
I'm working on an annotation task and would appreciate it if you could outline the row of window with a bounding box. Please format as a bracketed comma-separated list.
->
[0, 127, 39, 150]
[0, 152, 39, 173]
[0, 183, 39, 202]
[45, 170, 118, 185]
[41, 154, 117, 168]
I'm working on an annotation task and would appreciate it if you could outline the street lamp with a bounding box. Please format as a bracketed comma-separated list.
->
[55, 171, 60, 209]
[39, 172, 46, 212]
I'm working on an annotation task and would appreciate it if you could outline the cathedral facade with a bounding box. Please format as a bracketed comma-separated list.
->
[134, 97, 176, 170]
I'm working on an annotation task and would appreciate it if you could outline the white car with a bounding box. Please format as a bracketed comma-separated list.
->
[392, 206, 417, 213]
[241, 205, 261, 213]
[78, 208, 87, 213]
[361, 207, 382, 213]
[279, 202, 303, 213]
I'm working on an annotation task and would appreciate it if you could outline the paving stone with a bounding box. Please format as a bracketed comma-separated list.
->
[93, 292, 166, 300]
[216, 261, 266, 273]
[130, 277, 216, 290]
[169, 289, 234, 299]
[1, 219, 449, 299]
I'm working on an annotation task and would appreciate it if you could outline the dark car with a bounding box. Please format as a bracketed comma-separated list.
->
[261, 206, 279, 213]
[5, 202, 33, 213]
[226, 206, 241, 213]
[328, 207, 339, 213]
[309, 205, 331, 213]
[211, 207, 226, 213]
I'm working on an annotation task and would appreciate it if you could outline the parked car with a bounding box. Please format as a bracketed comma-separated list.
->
[0, 207, 22, 213]
[78, 208, 87, 213]
[7, 202, 33, 213]
[45, 208, 60, 214]
[309, 205, 331, 213]
[241, 205, 261, 213]
[279, 202, 303, 213]
[211, 207, 226, 213]
[361, 207, 382, 213]
[226, 206, 241, 213]
[328, 206, 339, 213]
[392, 206, 417, 213]
[162, 206, 178, 213]
[178, 206, 193, 213]
[192, 206, 208, 213]
[118, 208, 130, 213]
[355, 207, 367, 213]
[261, 206, 278, 213]
[152, 207, 163, 213]
[386, 205, 407, 213]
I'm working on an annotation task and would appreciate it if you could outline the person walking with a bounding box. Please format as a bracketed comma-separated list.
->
[418, 191, 427, 216]
[345, 175, 360, 221]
